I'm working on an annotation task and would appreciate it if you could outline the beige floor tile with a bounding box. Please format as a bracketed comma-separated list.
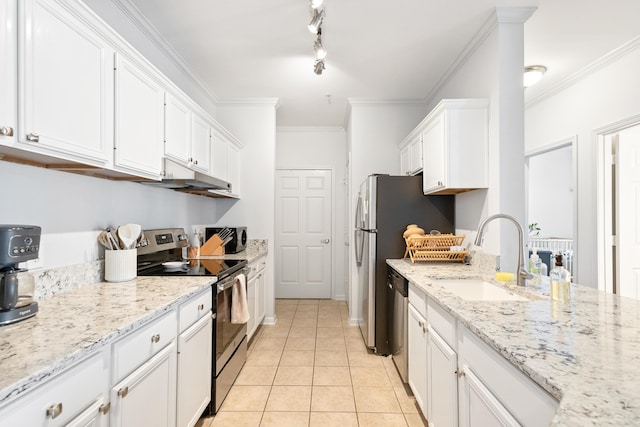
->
[293, 310, 318, 320]
[317, 309, 341, 319]
[347, 351, 385, 368]
[404, 413, 429, 427]
[279, 350, 315, 366]
[220, 385, 271, 412]
[285, 337, 316, 351]
[358, 413, 408, 427]
[385, 362, 406, 388]
[345, 337, 367, 352]
[394, 386, 419, 413]
[313, 366, 352, 386]
[297, 299, 320, 305]
[317, 317, 343, 328]
[351, 366, 392, 386]
[310, 386, 356, 412]
[353, 386, 402, 413]
[195, 415, 213, 427]
[316, 327, 344, 338]
[343, 326, 363, 338]
[314, 350, 348, 367]
[265, 386, 312, 412]
[245, 350, 282, 366]
[291, 318, 318, 328]
[252, 337, 287, 352]
[288, 327, 317, 338]
[210, 412, 262, 427]
[315, 337, 345, 351]
[276, 312, 295, 321]
[309, 412, 358, 427]
[260, 323, 291, 338]
[235, 365, 277, 386]
[260, 412, 309, 427]
[274, 366, 314, 385]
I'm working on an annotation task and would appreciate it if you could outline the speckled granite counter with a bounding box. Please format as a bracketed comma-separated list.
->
[0, 276, 214, 407]
[387, 258, 640, 426]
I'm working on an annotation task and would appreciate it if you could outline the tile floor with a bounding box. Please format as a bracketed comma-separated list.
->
[196, 299, 427, 427]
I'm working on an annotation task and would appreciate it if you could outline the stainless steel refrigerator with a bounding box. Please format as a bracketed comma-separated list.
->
[355, 174, 454, 354]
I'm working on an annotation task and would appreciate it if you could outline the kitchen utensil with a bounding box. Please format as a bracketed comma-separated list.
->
[98, 231, 113, 250]
[106, 227, 120, 250]
[135, 232, 148, 248]
[118, 224, 141, 250]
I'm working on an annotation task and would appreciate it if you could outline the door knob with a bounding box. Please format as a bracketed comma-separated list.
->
[321, 239, 330, 244]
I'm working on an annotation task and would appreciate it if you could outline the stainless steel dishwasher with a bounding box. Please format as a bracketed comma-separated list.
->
[387, 266, 408, 383]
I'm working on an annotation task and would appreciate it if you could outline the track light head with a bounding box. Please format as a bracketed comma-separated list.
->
[314, 33, 326, 60]
[310, 0, 323, 9]
[314, 59, 325, 75]
[308, 8, 324, 34]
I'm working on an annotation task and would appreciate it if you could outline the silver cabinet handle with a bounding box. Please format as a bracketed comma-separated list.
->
[99, 402, 111, 415]
[151, 334, 160, 343]
[198, 303, 205, 311]
[321, 239, 330, 244]
[46, 403, 63, 419]
[0, 126, 13, 136]
[26, 132, 39, 142]
[437, 180, 443, 186]
[455, 369, 465, 378]
[117, 386, 129, 398]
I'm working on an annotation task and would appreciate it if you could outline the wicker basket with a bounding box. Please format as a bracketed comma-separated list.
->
[403, 234, 467, 263]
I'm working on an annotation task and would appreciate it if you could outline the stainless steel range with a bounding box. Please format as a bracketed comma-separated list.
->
[136, 228, 249, 414]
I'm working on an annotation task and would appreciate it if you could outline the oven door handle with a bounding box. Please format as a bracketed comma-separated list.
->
[216, 269, 249, 293]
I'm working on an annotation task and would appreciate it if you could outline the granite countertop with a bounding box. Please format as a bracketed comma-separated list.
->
[0, 276, 214, 407]
[387, 258, 640, 426]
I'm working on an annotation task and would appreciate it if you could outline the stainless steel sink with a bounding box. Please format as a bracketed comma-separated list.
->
[433, 279, 529, 302]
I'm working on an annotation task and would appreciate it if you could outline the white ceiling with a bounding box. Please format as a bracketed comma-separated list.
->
[126, 0, 640, 127]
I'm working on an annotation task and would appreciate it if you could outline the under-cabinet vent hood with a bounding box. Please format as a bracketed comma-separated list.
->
[137, 158, 234, 198]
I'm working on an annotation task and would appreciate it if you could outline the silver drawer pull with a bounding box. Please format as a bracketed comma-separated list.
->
[26, 132, 39, 142]
[99, 402, 111, 415]
[0, 126, 13, 136]
[198, 303, 205, 311]
[455, 369, 465, 378]
[46, 403, 63, 419]
[118, 386, 129, 398]
[151, 334, 160, 343]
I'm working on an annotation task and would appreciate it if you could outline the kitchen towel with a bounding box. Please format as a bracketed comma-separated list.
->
[231, 273, 250, 324]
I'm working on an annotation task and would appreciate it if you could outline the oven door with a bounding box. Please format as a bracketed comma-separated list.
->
[215, 273, 248, 374]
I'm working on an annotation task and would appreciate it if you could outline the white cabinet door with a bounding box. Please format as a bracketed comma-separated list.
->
[190, 112, 210, 173]
[18, 0, 113, 164]
[408, 303, 428, 415]
[458, 365, 519, 427]
[427, 325, 458, 427]
[114, 54, 164, 178]
[256, 267, 266, 325]
[177, 314, 212, 427]
[422, 115, 446, 193]
[227, 142, 241, 196]
[400, 144, 410, 175]
[246, 274, 257, 339]
[409, 136, 423, 175]
[110, 341, 177, 427]
[164, 92, 191, 164]
[0, 0, 16, 145]
[210, 129, 228, 181]
[65, 397, 109, 427]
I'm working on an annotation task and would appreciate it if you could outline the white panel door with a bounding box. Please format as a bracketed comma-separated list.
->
[275, 169, 332, 298]
[617, 126, 640, 299]
[0, 0, 16, 145]
[114, 54, 164, 178]
[164, 92, 191, 163]
[18, 0, 113, 164]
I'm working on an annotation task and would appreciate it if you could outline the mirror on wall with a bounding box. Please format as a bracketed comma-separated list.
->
[526, 142, 575, 276]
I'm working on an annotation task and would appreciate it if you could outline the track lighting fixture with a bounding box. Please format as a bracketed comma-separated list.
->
[314, 32, 326, 60]
[314, 59, 325, 75]
[310, 0, 323, 9]
[308, 8, 324, 34]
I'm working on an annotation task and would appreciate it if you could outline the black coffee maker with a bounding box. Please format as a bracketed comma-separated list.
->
[0, 225, 41, 326]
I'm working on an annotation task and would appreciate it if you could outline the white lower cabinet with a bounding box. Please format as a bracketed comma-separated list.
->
[110, 341, 177, 427]
[0, 350, 109, 427]
[407, 302, 428, 415]
[427, 325, 458, 427]
[246, 256, 267, 340]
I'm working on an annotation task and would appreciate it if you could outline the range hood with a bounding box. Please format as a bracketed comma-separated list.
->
[137, 158, 234, 198]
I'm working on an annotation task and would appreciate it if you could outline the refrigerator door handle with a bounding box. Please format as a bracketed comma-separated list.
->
[354, 229, 364, 264]
[355, 193, 363, 228]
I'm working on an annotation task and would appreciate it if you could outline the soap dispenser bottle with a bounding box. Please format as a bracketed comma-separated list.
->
[528, 248, 541, 284]
[550, 253, 571, 302]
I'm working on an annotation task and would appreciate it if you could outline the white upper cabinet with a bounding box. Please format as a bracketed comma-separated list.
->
[164, 91, 192, 164]
[226, 141, 241, 197]
[0, 0, 16, 144]
[114, 53, 164, 179]
[210, 127, 228, 181]
[18, 0, 114, 165]
[190, 111, 210, 173]
[399, 134, 423, 176]
[421, 99, 489, 195]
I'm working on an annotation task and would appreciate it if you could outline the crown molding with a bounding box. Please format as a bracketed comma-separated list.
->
[276, 126, 346, 133]
[526, 36, 640, 109]
[495, 6, 537, 23]
[111, 0, 219, 104]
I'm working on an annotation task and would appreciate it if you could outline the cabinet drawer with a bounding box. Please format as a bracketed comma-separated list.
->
[247, 257, 266, 280]
[0, 351, 108, 426]
[427, 298, 456, 349]
[112, 311, 177, 382]
[179, 287, 212, 333]
[408, 282, 427, 318]
[458, 325, 558, 426]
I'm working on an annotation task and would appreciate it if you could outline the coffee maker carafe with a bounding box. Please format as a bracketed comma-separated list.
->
[0, 225, 41, 325]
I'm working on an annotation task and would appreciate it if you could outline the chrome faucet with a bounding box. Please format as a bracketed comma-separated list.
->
[474, 214, 532, 287]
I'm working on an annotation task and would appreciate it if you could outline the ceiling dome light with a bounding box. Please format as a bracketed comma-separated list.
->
[524, 65, 547, 88]
[308, 8, 324, 34]
[310, 0, 323, 9]
[314, 59, 325, 75]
